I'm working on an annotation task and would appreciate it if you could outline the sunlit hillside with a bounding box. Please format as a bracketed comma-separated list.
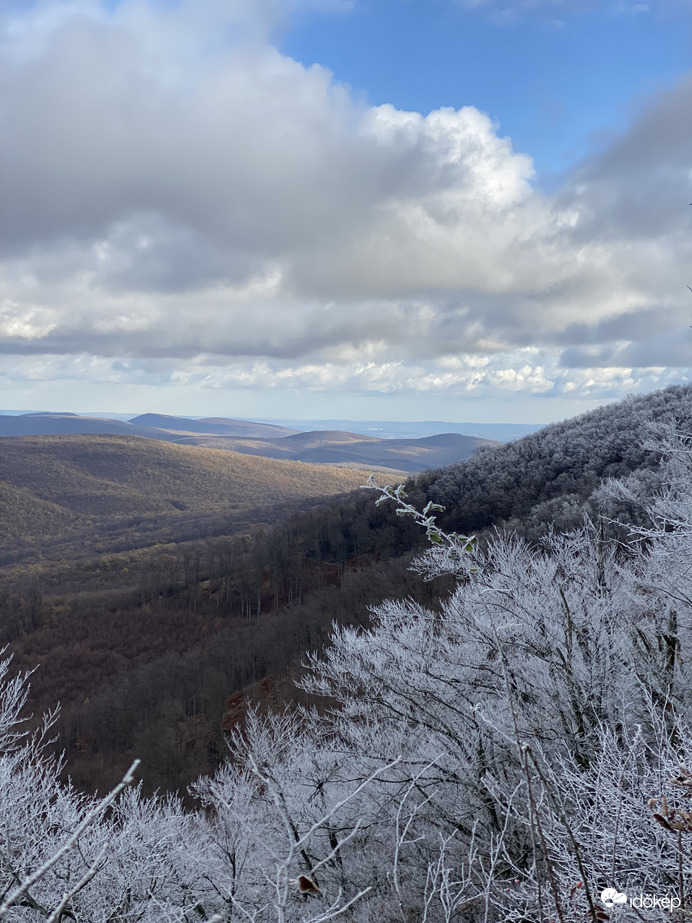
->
[0, 434, 388, 545]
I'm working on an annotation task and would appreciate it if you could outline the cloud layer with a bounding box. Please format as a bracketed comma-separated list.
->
[1, 0, 691, 412]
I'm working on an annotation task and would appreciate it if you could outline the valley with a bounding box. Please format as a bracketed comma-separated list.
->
[1, 386, 691, 800]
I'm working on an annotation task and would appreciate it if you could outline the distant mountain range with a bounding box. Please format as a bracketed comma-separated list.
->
[254, 419, 546, 442]
[0, 412, 500, 473]
[0, 411, 545, 443]
[0, 412, 297, 440]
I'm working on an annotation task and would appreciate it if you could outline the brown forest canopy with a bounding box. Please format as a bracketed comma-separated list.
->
[2, 384, 692, 797]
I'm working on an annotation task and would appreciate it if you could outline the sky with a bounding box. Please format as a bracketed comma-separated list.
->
[1, 0, 692, 423]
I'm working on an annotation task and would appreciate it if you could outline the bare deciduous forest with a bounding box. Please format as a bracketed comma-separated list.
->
[2, 384, 692, 920]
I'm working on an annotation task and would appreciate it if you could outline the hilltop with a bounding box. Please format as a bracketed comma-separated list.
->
[128, 414, 299, 438]
[0, 413, 498, 473]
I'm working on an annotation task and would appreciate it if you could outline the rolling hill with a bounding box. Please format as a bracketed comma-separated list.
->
[128, 414, 299, 438]
[0, 412, 166, 438]
[183, 429, 496, 471]
[0, 434, 384, 548]
[0, 414, 498, 473]
[0, 412, 297, 441]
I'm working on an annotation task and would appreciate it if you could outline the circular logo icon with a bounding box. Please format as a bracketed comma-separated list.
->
[600, 888, 627, 908]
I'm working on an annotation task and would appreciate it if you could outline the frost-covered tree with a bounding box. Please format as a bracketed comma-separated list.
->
[4, 421, 692, 921]
[294, 433, 692, 921]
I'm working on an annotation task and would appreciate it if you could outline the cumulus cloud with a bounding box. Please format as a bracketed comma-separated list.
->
[1, 0, 691, 412]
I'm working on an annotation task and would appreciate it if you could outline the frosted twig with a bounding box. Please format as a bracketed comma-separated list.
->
[0, 760, 140, 919]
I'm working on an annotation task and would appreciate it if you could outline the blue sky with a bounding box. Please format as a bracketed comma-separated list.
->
[1, 0, 691, 424]
[283, 1, 691, 181]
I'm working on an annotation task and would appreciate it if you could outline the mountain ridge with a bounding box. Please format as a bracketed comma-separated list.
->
[0, 413, 498, 472]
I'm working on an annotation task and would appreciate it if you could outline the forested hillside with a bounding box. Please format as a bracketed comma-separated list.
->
[415, 383, 692, 539]
[3, 386, 692, 921]
[0, 434, 378, 528]
[0, 434, 383, 559]
[3, 386, 692, 802]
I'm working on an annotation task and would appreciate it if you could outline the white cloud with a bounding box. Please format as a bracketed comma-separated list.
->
[0, 0, 691, 417]
[0, 300, 58, 340]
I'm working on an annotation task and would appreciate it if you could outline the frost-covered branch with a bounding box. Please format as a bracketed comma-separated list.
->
[0, 760, 140, 920]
